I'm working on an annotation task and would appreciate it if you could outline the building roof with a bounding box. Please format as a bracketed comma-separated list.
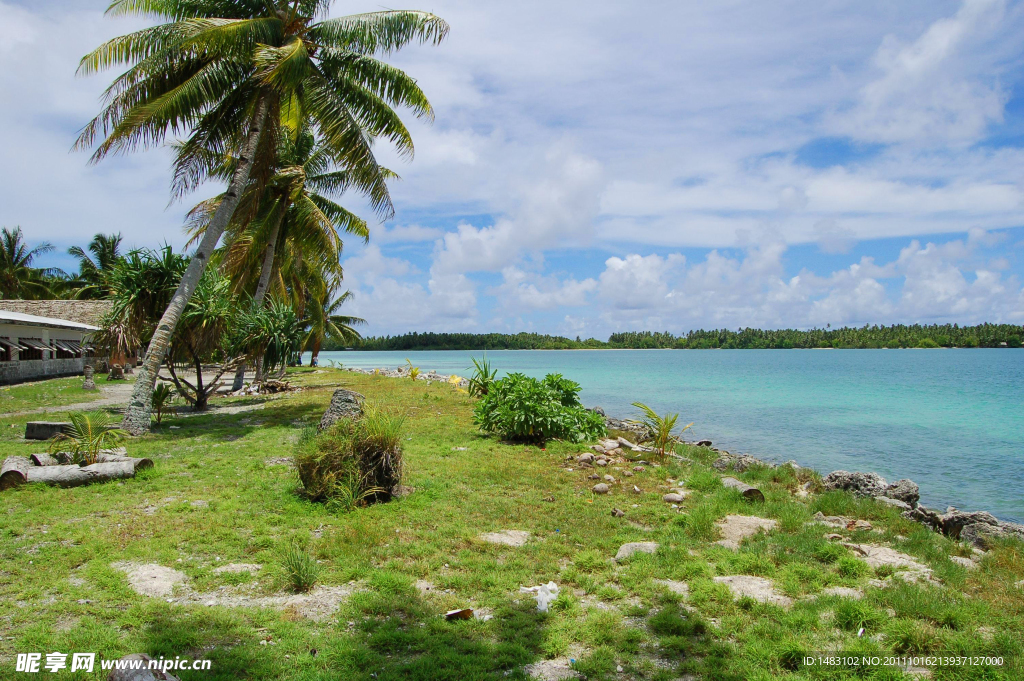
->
[0, 300, 111, 327]
[0, 309, 100, 332]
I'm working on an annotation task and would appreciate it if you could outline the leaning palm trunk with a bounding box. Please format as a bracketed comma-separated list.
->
[232, 210, 284, 390]
[122, 98, 270, 435]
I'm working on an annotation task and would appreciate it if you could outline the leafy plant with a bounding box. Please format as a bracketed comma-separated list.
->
[467, 356, 497, 397]
[628, 402, 693, 457]
[405, 359, 421, 380]
[473, 372, 606, 444]
[49, 412, 128, 465]
[151, 383, 176, 424]
[283, 545, 320, 593]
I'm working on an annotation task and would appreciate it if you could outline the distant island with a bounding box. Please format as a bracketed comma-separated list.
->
[326, 323, 1024, 351]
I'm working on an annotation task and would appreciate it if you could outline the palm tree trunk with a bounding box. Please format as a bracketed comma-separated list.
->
[122, 96, 271, 435]
[230, 209, 283, 390]
[310, 337, 322, 366]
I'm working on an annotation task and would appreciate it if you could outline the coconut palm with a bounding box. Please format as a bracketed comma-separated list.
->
[306, 288, 364, 365]
[69, 233, 123, 298]
[77, 0, 448, 434]
[0, 227, 65, 299]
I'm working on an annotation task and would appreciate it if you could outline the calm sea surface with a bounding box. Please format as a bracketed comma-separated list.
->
[307, 349, 1024, 522]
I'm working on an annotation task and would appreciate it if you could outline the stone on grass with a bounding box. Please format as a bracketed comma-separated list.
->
[821, 586, 864, 600]
[577, 453, 595, 464]
[822, 471, 887, 498]
[714, 515, 778, 550]
[875, 496, 911, 511]
[713, 575, 792, 608]
[317, 389, 364, 432]
[592, 483, 609, 494]
[884, 479, 920, 507]
[949, 555, 978, 570]
[843, 543, 935, 584]
[603, 475, 615, 483]
[615, 542, 659, 560]
[479, 530, 531, 547]
[662, 493, 686, 503]
[653, 579, 689, 597]
[611, 508, 625, 517]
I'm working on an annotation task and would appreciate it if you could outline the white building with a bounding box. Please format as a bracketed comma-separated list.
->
[0, 309, 98, 385]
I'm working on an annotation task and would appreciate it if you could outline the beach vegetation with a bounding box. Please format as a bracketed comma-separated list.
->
[473, 372, 606, 443]
[151, 384, 176, 425]
[67, 233, 122, 299]
[283, 544, 320, 593]
[0, 226, 65, 299]
[405, 359, 421, 380]
[629, 401, 692, 457]
[467, 356, 498, 397]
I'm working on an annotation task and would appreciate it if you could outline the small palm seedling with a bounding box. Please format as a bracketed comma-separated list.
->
[467, 356, 497, 397]
[629, 402, 693, 457]
[151, 383, 176, 424]
[283, 545, 321, 593]
[49, 412, 128, 465]
[405, 359, 421, 380]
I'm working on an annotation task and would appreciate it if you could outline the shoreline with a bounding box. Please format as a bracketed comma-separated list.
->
[338, 364, 1024, 548]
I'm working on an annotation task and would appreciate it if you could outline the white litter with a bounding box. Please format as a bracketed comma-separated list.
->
[520, 581, 560, 612]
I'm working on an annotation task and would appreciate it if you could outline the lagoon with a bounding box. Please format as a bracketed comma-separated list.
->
[308, 348, 1024, 522]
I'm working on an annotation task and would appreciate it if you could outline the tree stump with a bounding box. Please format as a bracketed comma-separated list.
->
[108, 363, 125, 381]
[0, 456, 32, 489]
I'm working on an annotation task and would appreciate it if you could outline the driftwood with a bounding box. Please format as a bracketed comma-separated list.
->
[93, 452, 153, 471]
[30, 452, 69, 466]
[722, 476, 765, 502]
[25, 461, 135, 488]
[0, 456, 32, 489]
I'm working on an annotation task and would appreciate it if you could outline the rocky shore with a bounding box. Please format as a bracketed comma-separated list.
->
[342, 365, 1024, 550]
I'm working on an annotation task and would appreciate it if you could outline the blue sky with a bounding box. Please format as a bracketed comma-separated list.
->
[3, 0, 1024, 337]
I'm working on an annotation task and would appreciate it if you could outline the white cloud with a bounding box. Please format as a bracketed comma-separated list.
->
[374, 224, 445, 244]
[491, 266, 597, 311]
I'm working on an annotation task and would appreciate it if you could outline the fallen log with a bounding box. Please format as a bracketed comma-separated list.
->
[30, 452, 69, 466]
[0, 456, 32, 489]
[92, 452, 153, 471]
[25, 461, 135, 488]
[722, 476, 765, 502]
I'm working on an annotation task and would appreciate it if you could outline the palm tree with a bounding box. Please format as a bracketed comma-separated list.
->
[0, 227, 65, 299]
[188, 126, 382, 386]
[306, 288, 365, 365]
[69, 233, 123, 298]
[77, 1, 448, 434]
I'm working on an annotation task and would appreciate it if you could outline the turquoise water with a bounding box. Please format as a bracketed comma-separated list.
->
[306, 349, 1024, 522]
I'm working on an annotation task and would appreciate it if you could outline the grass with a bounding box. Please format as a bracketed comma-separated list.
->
[0, 373, 130, 414]
[0, 367, 1020, 679]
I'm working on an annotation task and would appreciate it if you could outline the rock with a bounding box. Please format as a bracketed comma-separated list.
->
[616, 436, 638, 450]
[107, 654, 181, 681]
[695, 440, 712, 447]
[714, 515, 778, 550]
[653, 579, 689, 596]
[713, 453, 771, 472]
[577, 453, 595, 464]
[821, 586, 863, 600]
[960, 523, 1009, 550]
[843, 544, 935, 584]
[24, 421, 70, 441]
[592, 483, 609, 494]
[713, 575, 792, 608]
[479, 530, 531, 547]
[633, 466, 645, 472]
[949, 555, 978, 570]
[875, 496, 911, 511]
[317, 389, 365, 432]
[662, 493, 686, 503]
[611, 508, 625, 518]
[938, 509, 1000, 539]
[82, 365, 97, 391]
[603, 475, 615, 483]
[587, 473, 600, 480]
[595, 459, 608, 467]
[824, 533, 844, 541]
[822, 471, 887, 498]
[615, 542, 659, 560]
[623, 471, 633, 477]
[590, 406, 606, 417]
[884, 479, 920, 507]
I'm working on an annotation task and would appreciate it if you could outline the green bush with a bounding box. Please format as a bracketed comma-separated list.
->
[295, 401, 404, 507]
[473, 372, 606, 443]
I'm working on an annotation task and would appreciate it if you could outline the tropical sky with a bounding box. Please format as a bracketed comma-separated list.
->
[4, 0, 1024, 337]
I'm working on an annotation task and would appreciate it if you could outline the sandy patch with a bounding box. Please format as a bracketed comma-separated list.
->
[114, 562, 188, 598]
[714, 515, 778, 550]
[653, 579, 689, 597]
[479, 530, 531, 547]
[615, 542, 659, 560]
[213, 563, 261, 575]
[714, 575, 792, 607]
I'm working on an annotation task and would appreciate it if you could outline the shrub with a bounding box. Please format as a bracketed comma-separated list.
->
[49, 412, 128, 465]
[295, 401, 404, 507]
[467, 356, 497, 397]
[473, 372, 606, 443]
[283, 545, 320, 593]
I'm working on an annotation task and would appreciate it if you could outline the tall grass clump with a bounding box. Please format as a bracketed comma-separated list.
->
[473, 372, 605, 443]
[284, 545, 320, 593]
[467, 356, 497, 397]
[296, 401, 404, 509]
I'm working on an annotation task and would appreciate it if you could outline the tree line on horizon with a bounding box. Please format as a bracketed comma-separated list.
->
[335, 324, 1024, 351]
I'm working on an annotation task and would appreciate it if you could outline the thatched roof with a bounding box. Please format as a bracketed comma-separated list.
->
[0, 300, 113, 327]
